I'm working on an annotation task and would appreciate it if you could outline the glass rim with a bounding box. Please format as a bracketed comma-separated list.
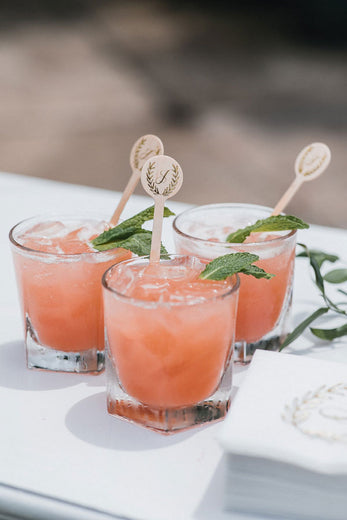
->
[172, 203, 297, 247]
[9, 212, 118, 259]
[102, 254, 240, 307]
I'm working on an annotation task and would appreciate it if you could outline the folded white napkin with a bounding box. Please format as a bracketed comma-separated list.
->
[219, 350, 347, 520]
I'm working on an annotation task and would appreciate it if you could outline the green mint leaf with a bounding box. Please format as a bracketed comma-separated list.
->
[324, 269, 347, 284]
[226, 215, 309, 243]
[116, 232, 168, 257]
[310, 323, 347, 341]
[92, 206, 175, 246]
[297, 245, 339, 268]
[93, 231, 168, 257]
[239, 264, 275, 280]
[93, 229, 148, 251]
[92, 223, 143, 246]
[279, 307, 329, 350]
[199, 252, 274, 280]
[199, 253, 257, 280]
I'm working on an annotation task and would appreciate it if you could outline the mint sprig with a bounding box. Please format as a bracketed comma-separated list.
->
[226, 215, 309, 243]
[92, 206, 174, 246]
[199, 252, 274, 281]
[280, 244, 347, 350]
[92, 231, 166, 257]
[91, 206, 174, 256]
[93, 231, 168, 257]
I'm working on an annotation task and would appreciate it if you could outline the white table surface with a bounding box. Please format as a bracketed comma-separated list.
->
[0, 172, 346, 520]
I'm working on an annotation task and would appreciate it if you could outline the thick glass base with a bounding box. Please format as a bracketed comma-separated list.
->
[234, 334, 285, 364]
[106, 349, 233, 435]
[25, 318, 104, 373]
[234, 295, 292, 364]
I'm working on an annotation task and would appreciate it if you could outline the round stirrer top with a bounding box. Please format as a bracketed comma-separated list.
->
[294, 142, 331, 180]
[272, 142, 331, 216]
[130, 134, 164, 172]
[110, 134, 164, 226]
[141, 155, 183, 199]
[141, 155, 183, 262]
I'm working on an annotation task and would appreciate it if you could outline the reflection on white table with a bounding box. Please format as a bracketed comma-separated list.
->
[0, 172, 346, 520]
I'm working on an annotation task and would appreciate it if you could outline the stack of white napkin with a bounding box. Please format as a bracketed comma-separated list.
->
[219, 350, 347, 520]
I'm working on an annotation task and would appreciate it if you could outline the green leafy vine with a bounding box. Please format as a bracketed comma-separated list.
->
[280, 244, 347, 350]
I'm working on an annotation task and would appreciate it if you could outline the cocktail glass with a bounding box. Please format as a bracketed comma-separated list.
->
[102, 254, 239, 434]
[173, 203, 297, 363]
[9, 214, 131, 373]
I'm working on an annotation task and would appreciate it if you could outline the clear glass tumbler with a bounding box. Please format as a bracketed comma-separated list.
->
[102, 255, 239, 434]
[173, 204, 297, 363]
[9, 214, 131, 373]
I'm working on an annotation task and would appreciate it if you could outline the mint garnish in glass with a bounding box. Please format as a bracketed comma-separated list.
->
[226, 215, 309, 243]
[91, 205, 174, 256]
[199, 252, 274, 281]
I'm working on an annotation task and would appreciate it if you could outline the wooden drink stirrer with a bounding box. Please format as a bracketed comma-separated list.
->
[141, 155, 183, 263]
[272, 142, 331, 216]
[110, 134, 164, 226]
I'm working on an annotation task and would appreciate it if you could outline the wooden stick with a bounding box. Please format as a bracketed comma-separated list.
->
[110, 171, 139, 226]
[272, 176, 303, 216]
[109, 134, 164, 226]
[150, 197, 165, 263]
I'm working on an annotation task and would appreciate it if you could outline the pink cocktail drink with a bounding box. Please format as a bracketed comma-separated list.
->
[103, 255, 239, 434]
[173, 204, 297, 363]
[10, 215, 131, 372]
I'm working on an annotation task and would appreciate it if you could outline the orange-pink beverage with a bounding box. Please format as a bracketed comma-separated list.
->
[10, 215, 131, 373]
[103, 255, 239, 433]
[173, 204, 297, 363]
[232, 236, 295, 343]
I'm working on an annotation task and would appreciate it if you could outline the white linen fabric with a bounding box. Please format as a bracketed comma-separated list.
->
[219, 350, 347, 519]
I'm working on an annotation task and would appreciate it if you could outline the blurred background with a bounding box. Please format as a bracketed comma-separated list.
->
[0, 0, 346, 227]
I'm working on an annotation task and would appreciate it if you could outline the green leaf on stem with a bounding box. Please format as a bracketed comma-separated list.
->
[297, 244, 345, 314]
[309, 250, 325, 294]
[310, 323, 347, 340]
[324, 269, 347, 284]
[279, 307, 329, 350]
[226, 215, 309, 243]
[297, 248, 339, 268]
[287, 244, 347, 347]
